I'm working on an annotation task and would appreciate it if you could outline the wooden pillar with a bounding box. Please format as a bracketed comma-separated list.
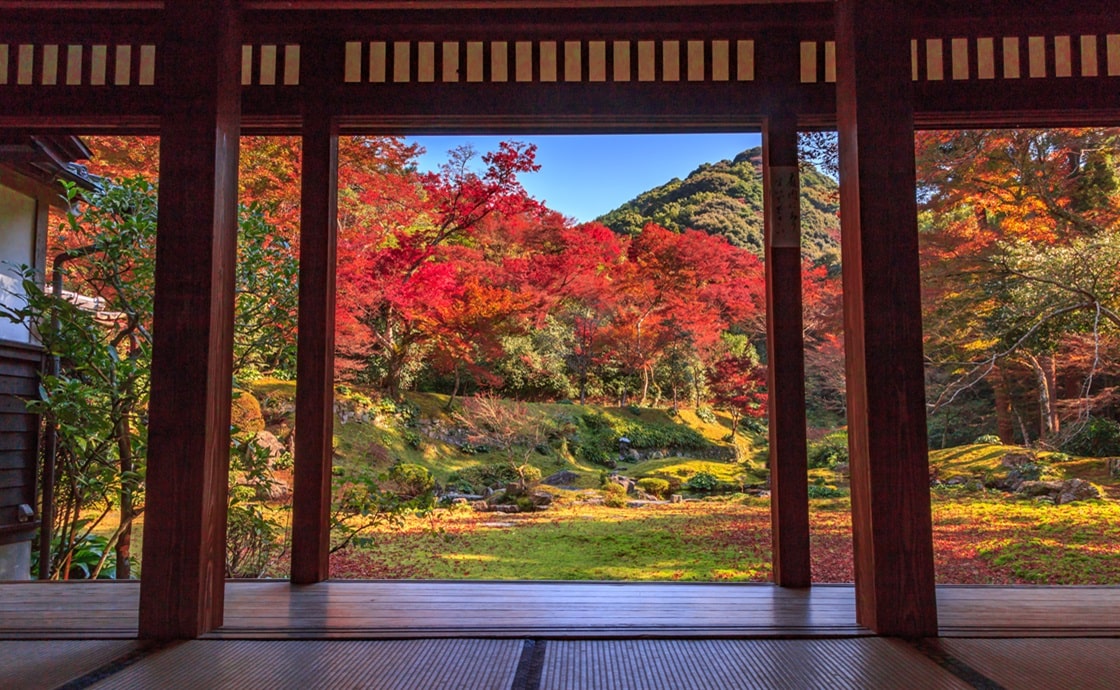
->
[138, 0, 240, 640]
[290, 44, 340, 582]
[835, 0, 938, 636]
[763, 113, 811, 588]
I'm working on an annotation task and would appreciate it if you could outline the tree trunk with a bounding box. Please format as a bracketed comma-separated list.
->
[992, 365, 1015, 444]
[1042, 354, 1060, 437]
[1026, 353, 1059, 441]
[115, 412, 133, 579]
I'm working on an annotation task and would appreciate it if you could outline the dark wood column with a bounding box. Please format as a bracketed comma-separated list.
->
[835, 0, 938, 636]
[291, 42, 340, 583]
[138, 0, 241, 639]
[763, 113, 811, 588]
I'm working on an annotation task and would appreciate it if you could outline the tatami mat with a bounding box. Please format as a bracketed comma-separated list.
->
[940, 638, 1120, 690]
[89, 639, 523, 690]
[539, 639, 970, 690]
[0, 640, 140, 690]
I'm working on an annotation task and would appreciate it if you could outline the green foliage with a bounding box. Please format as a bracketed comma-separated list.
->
[1061, 418, 1120, 458]
[385, 463, 436, 500]
[685, 471, 719, 493]
[636, 477, 670, 498]
[448, 463, 522, 493]
[598, 147, 839, 261]
[226, 435, 291, 577]
[695, 406, 717, 424]
[807, 485, 847, 499]
[233, 203, 300, 379]
[603, 482, 629, 508]
[974, 434, 1001, 445]
[808, 430, 849, 469]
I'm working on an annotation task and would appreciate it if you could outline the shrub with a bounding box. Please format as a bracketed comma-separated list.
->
[637, 477, 670, 498]
[386, 463, 435, 500]
[231, 390, 266, 437]
[1061, 417, 1120, 458]
[808, 430, 849, 469]
[603, 482, 628, 508]
[807, 485, 846, 499]
[974, 434, 1001, 445]
[696, 406, 717, 424]
[686, 472, 719, 493]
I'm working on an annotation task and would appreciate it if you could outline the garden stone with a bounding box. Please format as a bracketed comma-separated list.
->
[1056, 478, 1100, 505]
[253, 430, 288, 468]
[543, 470, 579, 487]
[530, 491, 554, 508]
[1108, 458, 1120, 479]
[1015, 480, 1064, 497]
[1000, 452, 1035, 469]
[670, 494, 683, 503]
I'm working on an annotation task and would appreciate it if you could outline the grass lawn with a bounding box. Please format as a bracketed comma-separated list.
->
[329, 493, 1120, 585]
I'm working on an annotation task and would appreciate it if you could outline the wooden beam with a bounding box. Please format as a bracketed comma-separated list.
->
[835, 0, 938, 637]
[138, 0, 241, 640]
[763, 111, 810, 589]
[291, 41, 341, 585]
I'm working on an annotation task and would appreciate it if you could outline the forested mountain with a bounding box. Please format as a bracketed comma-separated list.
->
[598, 147, 840, 262]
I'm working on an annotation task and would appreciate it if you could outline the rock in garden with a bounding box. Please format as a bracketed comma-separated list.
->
[253, 430, 288, 467]
[530, 491, 554, 508]
[1056, 479, 1100, 505]
[543, 470, 579, 487]
[1108, 458, 1120, 479]
[1015, 480, 1064, 497]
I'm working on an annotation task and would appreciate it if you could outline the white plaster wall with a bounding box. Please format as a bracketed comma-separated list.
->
[0, 184, 37, 344]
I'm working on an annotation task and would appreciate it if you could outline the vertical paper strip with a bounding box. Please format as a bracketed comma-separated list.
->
[370, 42, 387, 82]
[393, 42, 411, 82]
[66, 45, 83, 85]
[977, 37, 995, 79]
[638, 41, 655, 81]
[515, 41, 533, 82]
[90, 45, 107, 85]
[417, 42, 435, 82]
[800, 42, 817, 83]
[140, 45, 157, 85]
[114, 45, 131, 85]
[1080, 35, 1098, 77]
[663, 40, 680, 82]
[925, 39, 943, 81]
[0, 45, 8, 85]
[540, 41, 557, 82]
[41, 44, 58, 85]
[491, 42, 508, 82]
[1054, 35, 1071, 77]
[912, 39, 919, 80]
[17, 44, 34, 85]
[737, 40, 754, 81]
[613, 41, 630, 81]
[445, 42, 463, 82]
[712, 40, 729, 81]
[951, 38, 969, 80]
[260, 44, 277, 85]
[343, 42, 360, 83]
[465, 41, 483, 81]
[283, 45, 299, 85]
[588, 41, 606, 82]
[1003, 37, 1020, 79]
[823, 41, 836, 82]
[1028, 36, 1045, 77]
[1109, 35, 1120, 76]
[564, 41, 581, 82]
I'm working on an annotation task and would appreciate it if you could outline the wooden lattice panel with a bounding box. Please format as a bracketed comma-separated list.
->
[342, 39, 755, 84]
[0, 42, 156, 87]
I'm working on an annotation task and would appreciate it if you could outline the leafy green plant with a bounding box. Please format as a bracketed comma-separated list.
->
[686, 472, 719, 493]
[808, 430, 849, 469]
[974, 434, 1001, 445]
[807, 485, 847, 499]
[637, 477, 670, 498]
[226, 435, 291, 578]
[1061, 418, 1120, 458]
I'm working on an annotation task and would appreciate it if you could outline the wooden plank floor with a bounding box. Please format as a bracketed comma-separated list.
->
[1, 580, 1119, 639]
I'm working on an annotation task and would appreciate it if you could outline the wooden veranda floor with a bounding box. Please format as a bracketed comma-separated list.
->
[2, 581, 1120, 688]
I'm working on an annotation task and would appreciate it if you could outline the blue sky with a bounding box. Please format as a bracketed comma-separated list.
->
[409, 133, 763, 223]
